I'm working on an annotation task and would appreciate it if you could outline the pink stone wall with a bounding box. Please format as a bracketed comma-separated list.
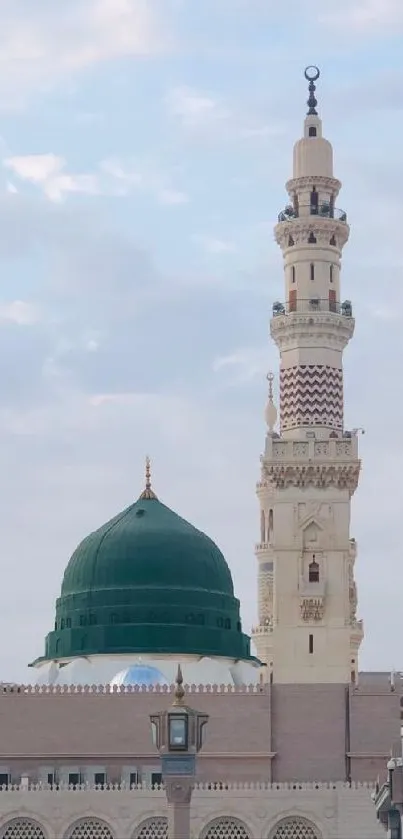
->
[271, 684, 347, 782]
[0, 679, 400, 785]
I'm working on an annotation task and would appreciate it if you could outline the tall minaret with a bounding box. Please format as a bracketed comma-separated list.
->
[252, 67, 363, 684]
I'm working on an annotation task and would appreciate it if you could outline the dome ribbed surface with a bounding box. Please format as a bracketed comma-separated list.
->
[41, 496, 252, 662]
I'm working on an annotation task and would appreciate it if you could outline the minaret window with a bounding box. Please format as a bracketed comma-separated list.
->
[310, 187, 318, 214]
[308, 232, 316, 243]
[330, 234, 336, 246]
[260, 510, 265, 542]
[309, 634, 314, 654]
[291, 266, 296, 283]
[268, 508, 273, 539]
[288, 235, 294, 246]
[309, 126, 317, 137]
[289, 288, 297, 312]
[329, 288, 336, 312]
[310, 263, 315, 281]
[330, 264, 334, 282]
[309, 560, 320, 583]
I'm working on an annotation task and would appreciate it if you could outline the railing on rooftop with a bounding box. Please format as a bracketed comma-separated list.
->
[0, 780, 379, 793]
[277, 204, 347, 223]
[272, 298, 353, 317]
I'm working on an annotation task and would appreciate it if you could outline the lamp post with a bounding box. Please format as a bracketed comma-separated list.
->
[150, 665, 209, 839]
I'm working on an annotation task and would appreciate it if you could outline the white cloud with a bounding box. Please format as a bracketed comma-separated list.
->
[4, 154, 101, 202]
[193, 235, 237, 255]
[0, 0, 169, 107]
[100, 157, 189, 206]
[165, 85, 283, 143]
[213, 346, 268, 383]
[166, 86, 230, 131]
[321, 0, 403, 30]
[0, 300, 40, 325]
[3, 153, 188, 206]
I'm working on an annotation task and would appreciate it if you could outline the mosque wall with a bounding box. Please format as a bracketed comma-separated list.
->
[0, 678, 400, 788]
[0, 782, 385, 838]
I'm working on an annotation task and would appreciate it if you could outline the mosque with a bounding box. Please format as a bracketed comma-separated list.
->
[0, 68, 398, 839]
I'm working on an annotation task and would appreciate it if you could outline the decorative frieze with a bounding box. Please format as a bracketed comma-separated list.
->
[263, 462, 360, 494]
[300, 597, 325, 623]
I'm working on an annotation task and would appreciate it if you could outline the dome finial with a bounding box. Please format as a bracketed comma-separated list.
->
[139, 455, 158, 500]
[173, 663, 185, 706]
[304, 65, 320, 116]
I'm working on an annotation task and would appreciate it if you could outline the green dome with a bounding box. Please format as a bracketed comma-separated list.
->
[41, 484, 252, 663]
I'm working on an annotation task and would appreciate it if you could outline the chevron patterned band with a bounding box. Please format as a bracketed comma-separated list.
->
[280, 364, 343, 432]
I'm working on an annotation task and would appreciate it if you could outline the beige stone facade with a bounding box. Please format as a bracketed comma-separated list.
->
[0, 783, 386, 838]
[0, 678, 399, 837]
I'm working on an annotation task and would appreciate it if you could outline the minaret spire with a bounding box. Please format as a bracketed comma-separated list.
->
[305, 65, 320, 116]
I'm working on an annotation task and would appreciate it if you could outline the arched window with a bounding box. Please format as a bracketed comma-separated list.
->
[268, 508, 274, 538]
[291, 265, 296, 283]
[269, 816, 321, 838]
[310, 263, 315, 281]
[66, 819, 115, 839]
[310, 186, 318, 214]
[330, 264, 334, 282]
[330, 234, 336, 246]
[308, 232, 316, 243]
[201, 817, 252, 839]
[309, 126, 317, 137]
[133, 818, 168, 839]
[260, 509, 266, 542]
[0, 819, 47, 839]
[66, 617, 71, 628]
[288, 235, 294, 246]
[309, 560, 320, 583]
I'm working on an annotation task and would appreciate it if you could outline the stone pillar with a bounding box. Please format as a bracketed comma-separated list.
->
[165, 778, 193, 839]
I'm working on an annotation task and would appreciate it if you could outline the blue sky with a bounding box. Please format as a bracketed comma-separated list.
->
[0, 0, 403, 680]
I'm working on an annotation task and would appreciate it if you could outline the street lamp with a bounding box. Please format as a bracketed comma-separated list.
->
[150, 664, 209, 839]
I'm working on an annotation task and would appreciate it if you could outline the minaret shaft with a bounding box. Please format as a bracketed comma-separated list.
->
[252, 68, 363, 684]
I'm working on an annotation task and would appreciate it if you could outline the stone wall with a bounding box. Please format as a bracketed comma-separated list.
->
[0, 782, 385, 838]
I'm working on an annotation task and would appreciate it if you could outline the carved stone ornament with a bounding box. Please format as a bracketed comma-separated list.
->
[300, 597, 324, 622]
[286, 174, 342, 195]
[264, 462, 360, 494]
[164, 779, 193, 804]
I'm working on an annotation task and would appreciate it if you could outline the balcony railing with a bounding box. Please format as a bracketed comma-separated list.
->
[272, 298, 353, 317]
[277, 203, 347, 223]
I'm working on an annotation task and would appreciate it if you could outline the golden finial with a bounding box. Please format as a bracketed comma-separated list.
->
[138, 455, 158, 500]
[173, 663, 185, 706]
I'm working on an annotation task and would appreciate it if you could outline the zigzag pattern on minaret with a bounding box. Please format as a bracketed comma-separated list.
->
[280, 365, 343, 431]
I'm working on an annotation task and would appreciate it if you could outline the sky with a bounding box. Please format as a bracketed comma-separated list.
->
[0, 0, 403, 682]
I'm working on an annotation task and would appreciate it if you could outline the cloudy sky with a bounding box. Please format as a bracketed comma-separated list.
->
[0, 0, 402, 681]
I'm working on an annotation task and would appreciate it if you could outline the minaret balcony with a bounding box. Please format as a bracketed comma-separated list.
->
[277, 203, 347, 223]
[272, 297, 352, 317]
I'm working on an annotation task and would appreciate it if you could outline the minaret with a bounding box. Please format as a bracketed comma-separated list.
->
[252, 67, 363, 684]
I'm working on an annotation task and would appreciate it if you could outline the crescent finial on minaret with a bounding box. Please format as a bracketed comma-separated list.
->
[264, 371, 277, 434]
[305, 65, 320, 116]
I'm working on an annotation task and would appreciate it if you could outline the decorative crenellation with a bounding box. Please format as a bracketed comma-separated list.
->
[0, 682, 269, 696]
[280, 364, 343, 432]
[270, 311, 355, 354]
